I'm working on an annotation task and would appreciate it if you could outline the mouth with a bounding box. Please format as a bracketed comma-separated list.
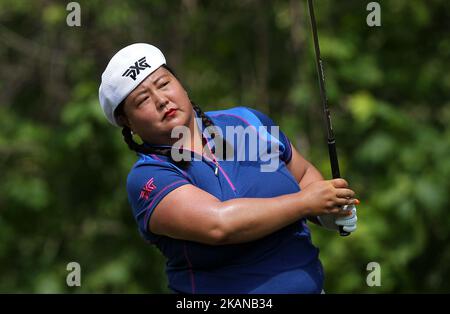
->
[163, 108, 178, 119]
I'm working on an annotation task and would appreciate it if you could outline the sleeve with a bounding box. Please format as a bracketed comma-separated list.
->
[246, 107, 293, 164]
[126, 161, 191, 242]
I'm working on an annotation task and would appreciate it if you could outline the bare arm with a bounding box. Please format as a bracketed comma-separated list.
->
[149, 144, 355, 245]
[286, 143, 326, 225]
[150, 184, 311, 245]
[150, 178, 355, 245]
[286, 143, 324, 187]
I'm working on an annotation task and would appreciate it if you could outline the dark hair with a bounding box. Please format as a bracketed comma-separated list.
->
[114, 65, 227, 170]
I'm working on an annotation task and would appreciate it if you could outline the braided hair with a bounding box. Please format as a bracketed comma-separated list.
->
[115, 65, 229, 170]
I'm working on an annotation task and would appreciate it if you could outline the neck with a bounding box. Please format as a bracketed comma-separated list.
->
[188, 112, 206, 154]
[168, 109, 204, 154]
[146, 109, 211, 156]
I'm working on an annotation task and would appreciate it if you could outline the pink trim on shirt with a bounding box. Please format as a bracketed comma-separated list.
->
[183, 243, 196, 294]
[143, 179, 189, 230]
[150, 154, 165, 162]
[180, 147, 236, 192]
[209, 113, 265, 141]
[150, 154, 190, 179]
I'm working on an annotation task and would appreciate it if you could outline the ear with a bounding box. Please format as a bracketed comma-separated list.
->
[116, 113, 131, 129]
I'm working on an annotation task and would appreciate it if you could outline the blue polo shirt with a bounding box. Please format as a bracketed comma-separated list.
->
[126, 106, 323, 294]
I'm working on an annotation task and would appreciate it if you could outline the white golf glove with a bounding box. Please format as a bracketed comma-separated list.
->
[317, 204, 357, 233]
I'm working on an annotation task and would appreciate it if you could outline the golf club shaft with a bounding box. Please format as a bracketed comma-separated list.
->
[307, 0, 350, 236]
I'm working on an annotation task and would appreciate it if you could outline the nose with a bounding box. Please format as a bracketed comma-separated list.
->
[154, 90, 169, 110]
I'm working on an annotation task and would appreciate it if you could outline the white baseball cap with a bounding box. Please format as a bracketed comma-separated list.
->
[99, 43, 166, 126]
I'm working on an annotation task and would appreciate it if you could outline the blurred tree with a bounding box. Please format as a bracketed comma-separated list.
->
[0, 0, 448, 293]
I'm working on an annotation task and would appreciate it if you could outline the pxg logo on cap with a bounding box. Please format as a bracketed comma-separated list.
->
[122, 56, 151, 81]
[99, 43, 166, 126]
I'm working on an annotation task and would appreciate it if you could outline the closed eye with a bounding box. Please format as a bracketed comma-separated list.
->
[159, 81, 169, 88]
[137, 97, 149, 106]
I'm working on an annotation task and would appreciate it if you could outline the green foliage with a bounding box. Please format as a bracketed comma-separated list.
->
[0, 0, 448, 293]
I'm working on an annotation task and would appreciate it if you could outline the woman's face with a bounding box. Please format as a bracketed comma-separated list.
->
[120, 66, 193, 145]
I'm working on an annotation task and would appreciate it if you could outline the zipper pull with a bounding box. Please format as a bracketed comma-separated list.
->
[212, 154, 219, 176]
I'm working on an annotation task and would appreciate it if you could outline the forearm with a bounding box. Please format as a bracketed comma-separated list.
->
[299, 163, 324, 189]
[215, 192, 310, 245]
[299, 164, 324, 225]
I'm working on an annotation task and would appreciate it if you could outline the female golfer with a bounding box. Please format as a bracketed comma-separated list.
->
[99, 43, 358, 294]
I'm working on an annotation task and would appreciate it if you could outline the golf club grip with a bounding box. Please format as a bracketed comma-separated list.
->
[328, 141, 351, 236]
[328, 140, 340, 179]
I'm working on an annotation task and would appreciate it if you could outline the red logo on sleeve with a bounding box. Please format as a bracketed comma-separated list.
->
[139, 178, 156, 200]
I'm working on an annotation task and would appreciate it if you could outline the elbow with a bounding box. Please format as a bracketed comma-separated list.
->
[205, 208, 232, 246]
[207, 228, 229, 246]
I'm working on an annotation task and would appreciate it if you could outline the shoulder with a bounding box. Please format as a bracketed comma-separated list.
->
[126, 154, 189, 193]
[205, 106, 276, 127]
